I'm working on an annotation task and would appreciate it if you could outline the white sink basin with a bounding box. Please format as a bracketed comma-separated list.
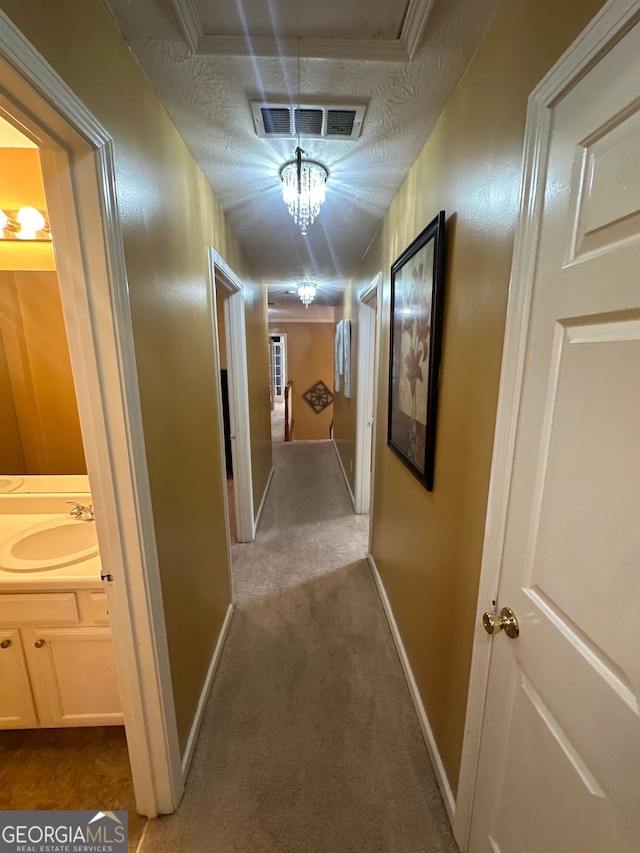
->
[0, 517, 99, 572]
[0, 476, 24, 494]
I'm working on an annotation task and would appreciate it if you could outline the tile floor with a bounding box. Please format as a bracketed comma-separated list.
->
[0, 725, 146, 852]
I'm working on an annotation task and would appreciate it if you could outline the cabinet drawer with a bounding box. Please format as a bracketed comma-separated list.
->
[0, 593, 78, 626]
[76, 590, 110, 626]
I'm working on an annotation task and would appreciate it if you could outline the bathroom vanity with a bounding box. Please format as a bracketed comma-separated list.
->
[0, 491, 122, 730]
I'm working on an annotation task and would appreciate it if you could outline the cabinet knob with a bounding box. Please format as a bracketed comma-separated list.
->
[0, 639, 11, 649]
[34, 639, 46, 648]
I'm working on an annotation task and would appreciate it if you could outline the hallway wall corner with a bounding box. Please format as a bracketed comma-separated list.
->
[366, 553, 456, 824]
[332, 438, 356, 510]
[253, 465, 275, 536]
[181, 602, 234, 780]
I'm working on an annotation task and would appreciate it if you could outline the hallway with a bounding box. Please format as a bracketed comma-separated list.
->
[140, 441, 457, 852]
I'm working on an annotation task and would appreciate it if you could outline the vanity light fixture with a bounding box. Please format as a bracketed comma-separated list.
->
[0, 207, 51, 241]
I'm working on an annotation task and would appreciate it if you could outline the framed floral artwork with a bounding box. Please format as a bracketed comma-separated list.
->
[387, 211, 446, 491]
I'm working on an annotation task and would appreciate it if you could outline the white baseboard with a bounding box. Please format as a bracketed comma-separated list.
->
[181, 602, 233, 778]
[253, 466, 274, 536]
[332, 438, 355, 509]
[134, 819, 150, 853]
[367, 553, 456, 824]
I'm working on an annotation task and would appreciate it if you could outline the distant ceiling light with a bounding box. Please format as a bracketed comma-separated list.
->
[280, 147, 327, 236]
[297, 280, 317, 308]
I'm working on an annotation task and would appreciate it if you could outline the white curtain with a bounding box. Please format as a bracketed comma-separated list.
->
[335, 319, 351, 398]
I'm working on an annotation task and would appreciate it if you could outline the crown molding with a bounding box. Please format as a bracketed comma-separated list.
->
[196, 34, 407, 61]
[401, 0, 435, 61]
[170, 0, 203, 54]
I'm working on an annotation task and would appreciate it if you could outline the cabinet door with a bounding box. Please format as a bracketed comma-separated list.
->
[0, 629, 38, 728]
[23, 627, 123, 727]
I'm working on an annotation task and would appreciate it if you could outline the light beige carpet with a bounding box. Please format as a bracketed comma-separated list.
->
[271, 400, 285, 443]
[232, 441, 370, 606]
[141, 441, 458, 852]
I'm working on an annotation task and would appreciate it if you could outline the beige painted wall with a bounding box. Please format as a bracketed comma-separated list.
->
[269, 323, 335, 441]
[0, 270, 86, 474]
[350, 0, 606, 795]
[1, 0, 272, 752]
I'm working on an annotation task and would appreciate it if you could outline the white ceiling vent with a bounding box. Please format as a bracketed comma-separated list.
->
[251, 102, 365, 141]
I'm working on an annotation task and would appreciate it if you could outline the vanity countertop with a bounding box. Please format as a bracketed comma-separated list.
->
[0, 554, 102, 592]
[0, 495, 103, 591]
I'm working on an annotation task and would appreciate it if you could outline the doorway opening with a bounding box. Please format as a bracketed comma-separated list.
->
[269, 333, 288, 442]
[0, 19, 182, 821]
[456, 4, 640, 848]
[355, 272, 382, 517]
[214, 285, 236, 544]
[208, 248, 254, 546]
[0, 127, 143, 840]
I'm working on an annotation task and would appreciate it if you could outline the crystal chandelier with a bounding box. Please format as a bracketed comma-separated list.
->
[297, 280, 317, 308]
[280, 147, 328, 236]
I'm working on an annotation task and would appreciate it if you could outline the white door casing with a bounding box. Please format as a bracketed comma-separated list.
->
[0, 13, 183, 816]
[355, 272, 382, 516]
[209, 249, 255, 544]
[457, 1, 640, 850]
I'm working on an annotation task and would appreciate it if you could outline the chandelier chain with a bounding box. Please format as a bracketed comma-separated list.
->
[279, 34, 327, 235]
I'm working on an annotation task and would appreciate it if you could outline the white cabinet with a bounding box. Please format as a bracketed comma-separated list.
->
[0, 590, 122, 729]
[0, 629, 38, 728]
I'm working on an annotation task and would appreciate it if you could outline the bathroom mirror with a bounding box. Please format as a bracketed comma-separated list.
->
[1, 145, 88, 494]
[0, 269, 88, 492]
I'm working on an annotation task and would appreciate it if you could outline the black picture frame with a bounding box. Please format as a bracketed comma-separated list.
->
[387, 210, 446, 491]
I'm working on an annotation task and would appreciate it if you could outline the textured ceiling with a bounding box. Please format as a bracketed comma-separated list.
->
[103, 0, 501, 308]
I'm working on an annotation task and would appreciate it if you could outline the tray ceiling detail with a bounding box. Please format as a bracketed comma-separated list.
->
[104, 0, 502, 291]
[171, 0, 435, 61]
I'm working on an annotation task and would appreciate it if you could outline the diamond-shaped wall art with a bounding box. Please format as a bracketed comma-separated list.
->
[303, 380, 334, 413]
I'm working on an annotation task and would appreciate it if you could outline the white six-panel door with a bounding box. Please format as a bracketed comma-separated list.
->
[469, 8, 640, 851]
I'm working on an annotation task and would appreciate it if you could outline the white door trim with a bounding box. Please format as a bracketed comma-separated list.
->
[454, 0, 640, 847]
[354, 272, 381, 514]
[0, 12, 183, 816]
[206, 254, 235, 605]
[209, 249, 255, 543]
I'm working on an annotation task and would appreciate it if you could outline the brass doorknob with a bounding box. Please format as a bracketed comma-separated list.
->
[34, 639, 46, 648]
[483, 607, 519, 639]
[0, 639, 11, 649]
